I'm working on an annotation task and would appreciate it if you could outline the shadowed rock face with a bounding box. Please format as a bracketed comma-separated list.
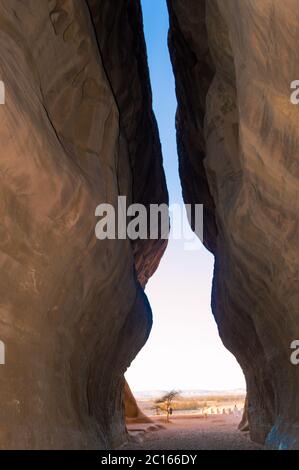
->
[87, 0, 168, 427]
[0, 0, 167, 449]
[168, 0, 299, 449]
[87, 0, 168, 288]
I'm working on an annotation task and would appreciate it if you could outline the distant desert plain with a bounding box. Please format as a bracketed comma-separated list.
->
[135, 389, 246, 418]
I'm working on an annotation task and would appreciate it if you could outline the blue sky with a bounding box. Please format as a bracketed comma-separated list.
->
[125, 0, 245, 392]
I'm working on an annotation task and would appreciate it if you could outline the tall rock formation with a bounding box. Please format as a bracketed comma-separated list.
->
[168, 0, 299, 449]
[0, 0, 167, 449]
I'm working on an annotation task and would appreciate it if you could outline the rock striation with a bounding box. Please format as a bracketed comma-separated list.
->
[0, 0, 167, 449]
[168, 0, 299, 449]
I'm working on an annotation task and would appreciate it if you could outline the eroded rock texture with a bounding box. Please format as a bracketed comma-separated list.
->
[0, 0, 166, 449]
[168, 0, 299, 449]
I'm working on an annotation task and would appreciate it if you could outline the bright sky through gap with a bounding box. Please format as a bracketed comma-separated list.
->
[125, 0, 246, 392]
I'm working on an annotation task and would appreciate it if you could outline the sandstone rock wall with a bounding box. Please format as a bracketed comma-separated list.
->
[87, 0, 169, 424]
[168, 0, 299, 449]
[124, 381, 152, 424]
[0, 0, 167, 449]
[87, 0, 169, 288]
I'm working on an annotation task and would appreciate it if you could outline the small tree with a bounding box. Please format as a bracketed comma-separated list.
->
[154, 390, 180, 422]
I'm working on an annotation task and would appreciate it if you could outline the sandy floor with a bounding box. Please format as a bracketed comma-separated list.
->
[123, 415, 263, 450]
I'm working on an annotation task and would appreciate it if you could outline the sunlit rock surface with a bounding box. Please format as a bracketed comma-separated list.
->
[168, 0, 299, 449]
[124, 381, 152, 424]
[0, 0, 167, 449]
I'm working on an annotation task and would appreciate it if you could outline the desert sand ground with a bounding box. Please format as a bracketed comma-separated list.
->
[123, 415, 263, 450]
